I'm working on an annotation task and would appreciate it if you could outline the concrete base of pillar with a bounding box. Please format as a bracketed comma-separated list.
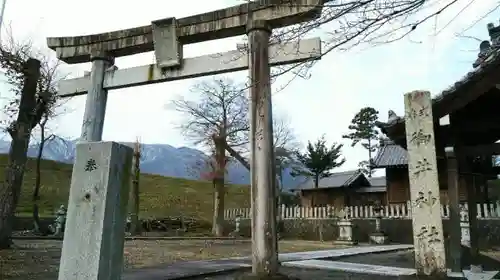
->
[369, 232, 389, 244]
[235, 272, 300, 280]
[412, 275, 456, 280]
[335, 219, 356, 245]
[470, 264, 483, 273]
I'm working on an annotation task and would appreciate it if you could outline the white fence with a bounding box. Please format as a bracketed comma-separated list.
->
[224, 201, 500, 220]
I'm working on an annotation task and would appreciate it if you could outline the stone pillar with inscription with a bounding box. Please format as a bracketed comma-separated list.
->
[57, 142, 133, 280]
[404, 91, 447, 277]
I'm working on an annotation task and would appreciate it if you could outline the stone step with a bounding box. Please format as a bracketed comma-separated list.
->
[277, 244, 414, 262]
[282, 260, 416, 276]
[283, 259, 499, 280]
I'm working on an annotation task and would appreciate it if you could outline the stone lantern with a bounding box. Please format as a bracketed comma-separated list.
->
[369, 200, 389, 244]
[229, 214, 242, 237]
[334, 207, 357, 245]
[50, 205, 67, 236]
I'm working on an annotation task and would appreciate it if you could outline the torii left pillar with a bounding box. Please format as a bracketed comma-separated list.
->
[80, 50, 114, 141]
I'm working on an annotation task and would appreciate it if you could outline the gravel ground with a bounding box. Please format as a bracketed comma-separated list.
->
[0, 239, 344, 280]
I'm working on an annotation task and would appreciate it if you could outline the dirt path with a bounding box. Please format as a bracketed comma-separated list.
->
[0, 239, 345, 280]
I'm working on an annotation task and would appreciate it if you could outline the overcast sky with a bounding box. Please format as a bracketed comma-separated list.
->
[1, 0, 498, 173]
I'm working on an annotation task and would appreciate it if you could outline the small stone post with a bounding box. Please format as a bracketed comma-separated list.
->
[52, 205, 67, 236]
[235, 215, 241, 235]
[404, 91, 446, 277]
[460, 221, 471, 247]
[465, 172, 482, 272]
[247, 19, 280, 277]
[57, 142, 133, 280]
[129, 140, 141, 235]
[374, 202, 382, 232]
[80, 50, 114, 141]
[375, 215, 381, 232]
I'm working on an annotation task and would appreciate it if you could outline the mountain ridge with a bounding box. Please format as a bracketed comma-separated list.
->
[0, 137, 305, 190]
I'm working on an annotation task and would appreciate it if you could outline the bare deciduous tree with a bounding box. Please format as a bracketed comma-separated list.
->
[270, 117, 300, 209]
[32, 85, 68, 236]
[171, 77, 298, 236]
[0, 33, 63, 247]
[273, 117, 300, 152]
[237, 0, 490, 89]
[225, 116, 300, 171]
[33, 115, 55, 235]
[173, 78, 249, 148]
[171, 78, 248, 236]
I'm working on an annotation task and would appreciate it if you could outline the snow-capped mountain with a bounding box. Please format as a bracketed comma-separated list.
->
[0, 137, 304, 190]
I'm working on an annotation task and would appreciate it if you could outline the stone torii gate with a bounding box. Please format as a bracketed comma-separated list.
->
[47, 1, 326, 279]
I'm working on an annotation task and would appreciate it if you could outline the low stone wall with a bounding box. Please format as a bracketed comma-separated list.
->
[16, 216, 500, 248]
[14, 217, 53, 231]
[226, 218, 500, 249]
[14, 216, 213, 236]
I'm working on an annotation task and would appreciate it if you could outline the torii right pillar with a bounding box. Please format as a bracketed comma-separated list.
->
[404, 90, 447, 278]
[246, 19, 281, 279]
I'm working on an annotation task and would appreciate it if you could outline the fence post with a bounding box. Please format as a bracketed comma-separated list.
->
[222, 203, 500, 221]
[483, 204, 489, 219]
[496, 201, 500, 217]
[406, 201, 412, 218]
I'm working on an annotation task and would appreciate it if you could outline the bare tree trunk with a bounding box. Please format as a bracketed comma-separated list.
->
[33, 118, 47, 234]
[129, 141, 141, 235]
[0, 58, 41, 248]
[275, 167, 283, 239]
[212, 137, 226, 237]
[277, 165, 283, 206]
[224, 143, 250, 170]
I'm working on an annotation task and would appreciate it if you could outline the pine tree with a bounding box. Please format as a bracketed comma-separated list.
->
[293, 136, 346, 188]
[343, 107, 380, 177]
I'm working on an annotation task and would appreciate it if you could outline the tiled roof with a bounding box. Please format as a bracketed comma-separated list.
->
[356, 186, 386, 193]
[367, 176, 386, 187]
[372, 138, 408, 168]
[376, 22, 500, 132]
[295, 170, 366, 190]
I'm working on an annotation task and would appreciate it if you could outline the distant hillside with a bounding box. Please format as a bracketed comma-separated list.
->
[0, 137, 306, 191]
[5, 155, 250, 221]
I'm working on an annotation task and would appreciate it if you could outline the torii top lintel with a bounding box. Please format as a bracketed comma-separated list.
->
[46, 0, 329, 64]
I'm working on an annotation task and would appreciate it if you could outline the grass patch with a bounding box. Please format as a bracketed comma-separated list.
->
[0, 155, 250, 222]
